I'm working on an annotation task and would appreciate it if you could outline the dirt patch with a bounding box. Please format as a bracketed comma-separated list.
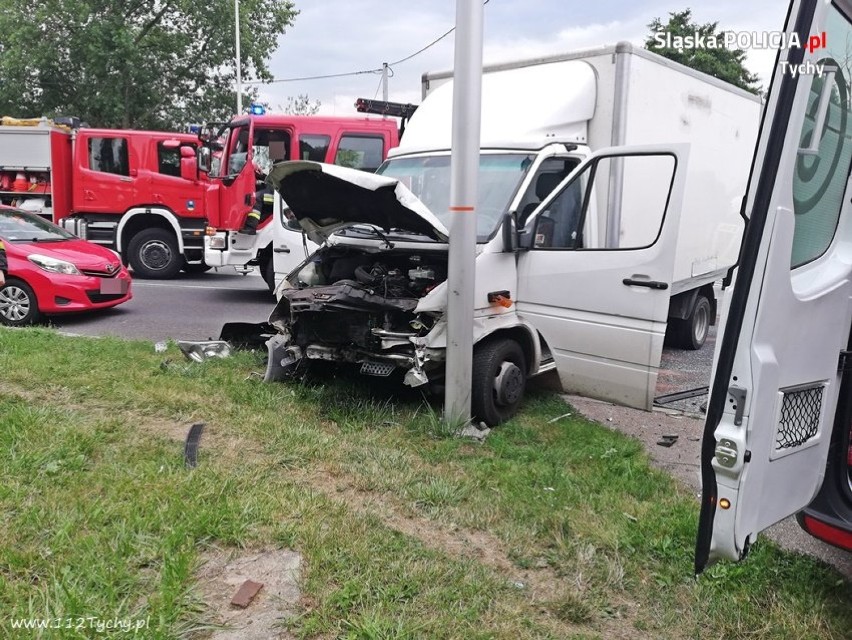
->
[194, 547, 302, 640]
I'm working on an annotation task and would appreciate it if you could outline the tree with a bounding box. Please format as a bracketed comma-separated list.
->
[283, 94, 321, 115]
[0, 0, 297, 129]
[645, 9, 761, 94]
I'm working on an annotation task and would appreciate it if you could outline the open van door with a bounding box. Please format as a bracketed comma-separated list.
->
[696, 0, 852, 571]
[516, 144, 689, 410]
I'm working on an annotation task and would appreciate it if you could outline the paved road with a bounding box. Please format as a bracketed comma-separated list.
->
[49, 269, 275, 342]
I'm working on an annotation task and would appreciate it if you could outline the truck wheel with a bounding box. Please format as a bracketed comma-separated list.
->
[471, 338, 527, 426]
[127, 228, 182, 279]
[0, 278, 42, 326]
[672, 294, 712, 350]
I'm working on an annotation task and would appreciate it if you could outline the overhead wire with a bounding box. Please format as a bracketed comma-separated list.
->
[248, 0, 491, 86]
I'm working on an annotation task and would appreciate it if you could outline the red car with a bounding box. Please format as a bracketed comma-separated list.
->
[0, 207, 131, 325]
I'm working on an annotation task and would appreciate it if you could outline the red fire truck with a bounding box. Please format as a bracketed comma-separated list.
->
[0, 117, 210, 278]
[201, 110, 401, 289]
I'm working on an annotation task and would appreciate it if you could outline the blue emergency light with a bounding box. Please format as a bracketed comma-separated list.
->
[249, 103, 267, 115]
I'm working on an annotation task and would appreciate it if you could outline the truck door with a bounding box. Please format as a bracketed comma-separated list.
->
[218, 120, 255, 231]
[75, 133, 138, 215]
[696, 0, 852, 571]
[516, 144, 688, 410]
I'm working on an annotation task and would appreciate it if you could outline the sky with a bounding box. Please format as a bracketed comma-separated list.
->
[249, 0, 792, 115]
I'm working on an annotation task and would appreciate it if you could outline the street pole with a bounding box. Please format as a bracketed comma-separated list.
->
[234, 0, 242, 114]
[443, 0, 484, 427]
[382, 62, 389, 102]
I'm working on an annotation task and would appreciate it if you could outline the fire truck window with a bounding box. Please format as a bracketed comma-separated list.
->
[300, 135, 331, 161]
[336, 135, 384, 172]
[157, 143, 181, 177]
[88, 138, 129, 176]
[252, 129, 291, 176]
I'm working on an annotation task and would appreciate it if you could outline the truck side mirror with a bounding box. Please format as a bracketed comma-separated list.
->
[501, 213, 517, 252]
[180, 146, 198, 181]
[198, 147, 212, 174]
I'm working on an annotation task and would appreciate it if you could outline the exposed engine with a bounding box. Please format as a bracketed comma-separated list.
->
[269, 247, 447, 362]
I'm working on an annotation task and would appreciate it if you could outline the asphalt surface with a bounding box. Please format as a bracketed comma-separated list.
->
[48, 268, 275, 342]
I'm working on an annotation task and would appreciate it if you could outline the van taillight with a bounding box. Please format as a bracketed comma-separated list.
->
[801, 515, 852, 551]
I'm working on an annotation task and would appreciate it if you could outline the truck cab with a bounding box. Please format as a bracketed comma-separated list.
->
[203, 113, 400, 289]
[63, 129, 209, 278]
[696, 0, 852, 569]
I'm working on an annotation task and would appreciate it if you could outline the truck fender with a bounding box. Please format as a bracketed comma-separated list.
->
[115, 207, 185, 254]
[668, 286, 717, 324]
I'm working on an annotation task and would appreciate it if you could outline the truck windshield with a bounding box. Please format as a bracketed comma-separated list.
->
[377, 154, 534, 239]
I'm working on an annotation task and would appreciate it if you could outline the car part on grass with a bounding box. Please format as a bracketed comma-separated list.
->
[178, 340, 232, 362]
[219, 321, 277, 351]
[184, 422, 205, 468]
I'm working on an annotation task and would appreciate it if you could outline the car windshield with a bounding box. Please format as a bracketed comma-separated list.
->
[0, 209, 75, 242]
[377, 153, 534, 239]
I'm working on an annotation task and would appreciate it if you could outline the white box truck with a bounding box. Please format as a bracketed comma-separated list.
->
[263, 42, 762, 424]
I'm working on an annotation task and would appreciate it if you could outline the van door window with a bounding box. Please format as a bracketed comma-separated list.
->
[300, 135, 331, 161]
[517, 158, 579, 223]
[336, 135, 384, 171]
[791, 7, 852, 268]
[88, 137, 129, 176]
[532, 153, 676, 250]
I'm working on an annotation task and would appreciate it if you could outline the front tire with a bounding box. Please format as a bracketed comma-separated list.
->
[471, 338, 527, 426]
[0, 278, 42, 326]
[127, 228, 182, 279]
[671, 294, 711, 350]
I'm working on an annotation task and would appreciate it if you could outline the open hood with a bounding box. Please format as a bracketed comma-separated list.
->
[266, 161, 449, 244]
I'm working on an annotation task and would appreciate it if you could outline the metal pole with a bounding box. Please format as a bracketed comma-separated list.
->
[444, 0, 484, 427]
[382, 63, 389, 102]
[235, 0, 242, 114]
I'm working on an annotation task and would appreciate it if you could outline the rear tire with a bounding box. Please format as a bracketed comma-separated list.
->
[0, 278, 42, 326]
[671, 294, 711, 350]
[471, 338, 527, 426]
[127, 228, 182, 279]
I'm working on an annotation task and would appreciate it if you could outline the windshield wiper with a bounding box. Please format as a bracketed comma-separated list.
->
[344, 225, 395, 249]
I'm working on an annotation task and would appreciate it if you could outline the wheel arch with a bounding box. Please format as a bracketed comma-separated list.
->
[116, 207, 184, 256]
[476, 323, 540, 375]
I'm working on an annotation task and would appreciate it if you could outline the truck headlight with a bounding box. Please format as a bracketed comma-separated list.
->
[208, 234, 227, 250]
[28, 253, 81, 275]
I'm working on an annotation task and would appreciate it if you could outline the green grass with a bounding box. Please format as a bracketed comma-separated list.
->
[0, 327, 850, 639]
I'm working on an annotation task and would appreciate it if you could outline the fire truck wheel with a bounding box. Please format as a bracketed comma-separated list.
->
[128, 229, 182, 279]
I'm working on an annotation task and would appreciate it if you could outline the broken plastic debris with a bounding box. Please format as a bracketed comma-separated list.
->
[230, 579, 264, 608]
[457, 423, 491, 442]
[547, 412, 573, 423]
[154, 341, 168, 353]
[177, 340, 232, 363]
[656, 434, 679, 447]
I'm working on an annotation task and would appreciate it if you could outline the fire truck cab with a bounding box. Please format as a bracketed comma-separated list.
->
[202, 112, 400, 290]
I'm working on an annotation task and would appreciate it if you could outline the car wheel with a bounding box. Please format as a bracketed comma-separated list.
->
[0, 278, 42, 326]
[128, 228, 182, 279]
[471, 338, 527, 426]
[672, 294, 711, 350]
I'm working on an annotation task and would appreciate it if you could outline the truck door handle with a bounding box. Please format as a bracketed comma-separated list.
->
[623, 278, 668, 290]
[273, 246, 290, 253]
[120, 177, 133, 183]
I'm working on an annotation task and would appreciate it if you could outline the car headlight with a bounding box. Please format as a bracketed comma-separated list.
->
[28, 253, 81, 275]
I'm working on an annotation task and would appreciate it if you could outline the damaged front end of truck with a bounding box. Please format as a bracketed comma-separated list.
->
[263, 161, 452, 390]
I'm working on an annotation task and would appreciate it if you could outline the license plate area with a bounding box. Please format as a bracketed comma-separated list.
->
[100, 278, 127, 294]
